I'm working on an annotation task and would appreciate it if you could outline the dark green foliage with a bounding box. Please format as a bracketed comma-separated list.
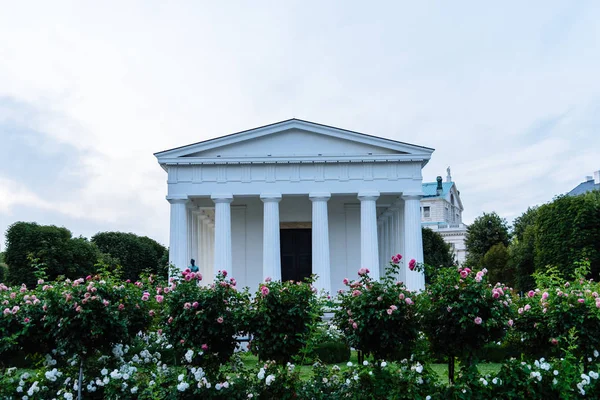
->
[483, 243, 512, 286]
[91, 231, 167, 281]
[422, 227, 455, 269]
[465, 212, 511, 268]
[312, 340, 351, 364]
[4, 222, 97, 286]
[534, 192, 600, 280]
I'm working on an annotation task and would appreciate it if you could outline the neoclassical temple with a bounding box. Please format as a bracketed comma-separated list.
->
[155, 119, 433, 292]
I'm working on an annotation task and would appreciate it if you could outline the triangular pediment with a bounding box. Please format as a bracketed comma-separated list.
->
[155, 119, 433, 164]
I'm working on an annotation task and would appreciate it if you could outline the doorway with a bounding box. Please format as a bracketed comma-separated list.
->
[280, 228, 312, 282]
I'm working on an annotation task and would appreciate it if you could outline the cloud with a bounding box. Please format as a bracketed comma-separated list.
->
[0, 1, 600, 249]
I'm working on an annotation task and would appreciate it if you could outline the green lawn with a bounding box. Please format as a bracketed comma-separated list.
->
[238, 351, 502, 383]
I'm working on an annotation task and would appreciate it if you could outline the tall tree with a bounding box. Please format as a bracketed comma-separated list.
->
[483, 243, 512, 286]
[508, 207, 539, 292]
[464, 212, 510, 268]
[4, 222, 97, 286]
[422, 227, 455, 269]
[91, 232, 168, 281]
[535, 192, 600, 280]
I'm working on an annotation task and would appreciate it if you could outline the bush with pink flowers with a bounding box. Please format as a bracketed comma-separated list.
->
[419, 266, 514, 382]
[162, 269, 248, 376]
[512, 262, 600, 365]
[246, 277, 321, 364]
[333, 257, 420, 362]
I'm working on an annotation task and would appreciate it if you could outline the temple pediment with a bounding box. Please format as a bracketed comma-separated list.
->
[155, 119, 433, 165]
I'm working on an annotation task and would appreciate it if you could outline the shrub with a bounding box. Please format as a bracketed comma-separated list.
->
[246, 277, 321, 364]
[162, 269, 247, 377]
[419, 266, 514, 382]
[334, 257, 420, 362]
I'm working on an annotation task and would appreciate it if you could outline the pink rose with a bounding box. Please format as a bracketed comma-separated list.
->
[508, 319, 514, 327]
[201, 344, 208, 351]
[405, 298, 413, 305]
[155, 295, 164, 303]
[184, 274, 192, 281]
[386, 309, 393, 315]
[168, 317, 173, 324]
[184, 302, 191, 309]
[24, 317, 30, 323]
[352, 322, 358, 329]
[399, 293, 405, 300]
[163, 287, 170, 294]
[103, 300, 109, 306]
[352, 290, 362, 297]
[527, 290, 535, 298]
[408, 259, 416, 271]
[141, 293, 149, 301]
[149, 310, 155, 317]
[217, 317, 224, 324]
[474, 317, 482, 325]
[391, 254, 402, 264]
[390, 305, 397, 311]
[37, 279, 44, 285]
[551, 338, 558, 345]
[377, 296, 383, 302]
[347, 309, 352, 316]
[358, 268, 370, 276]
[261, 286, 270, 296]
[118, 304, 125, 310]
[3, 308, 10, 315]
[221, 270, 228, 277]
[542, 292, 549, 300]
[342, 278, 349, 285]
[192, 301, 199, 308]
[265, 276, 272, 283]
[492, 291, 500, 299]
[86, 275, 92, 281]
[524, 304, 531, 311]
[578, 298, 585, 303]
[75, 306, 82, 312]
[460, 270, 468, 278]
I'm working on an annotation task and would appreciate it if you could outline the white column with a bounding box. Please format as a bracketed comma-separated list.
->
[358, 191, 380, 280]
[167, 196, 188, 271]
[310, 192, 331, 294]
[260, 193, 282, 281]
[403, 193, 425, 291]
[211, 194, 233, 274]
[186, 206, 193, 263]
[208, 222, 215, 280]
[191, 209, 200, 264]
[377, 219, 384, 274]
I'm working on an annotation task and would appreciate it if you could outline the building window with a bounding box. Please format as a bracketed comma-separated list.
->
[451, 194, 455, 205]
[423, 206, 430, 218]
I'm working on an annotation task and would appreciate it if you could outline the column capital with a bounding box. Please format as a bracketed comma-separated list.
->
[166, 195, 188, 204]
[402, 192, 424, 201]
[309, 192, 331, 202]
[358, 191, 380, 201]
[260, 193, 282, 202]
[211, 193, 234, 203]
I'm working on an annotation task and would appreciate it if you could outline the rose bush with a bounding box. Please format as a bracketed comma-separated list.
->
[162, 269, 248, 377]
[246, 277, 321, 364]
[419, 266, 514, 382]
[333, 256, 420, 362]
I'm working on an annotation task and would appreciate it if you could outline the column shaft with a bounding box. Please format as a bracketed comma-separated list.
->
[212, 194, 233, 274]
[358, 191, 380, 280]
[403, 194, 425, 291]
[310, 193, 331, 293]
[261, 194, 282, 281]
[168, 197, 188, 271]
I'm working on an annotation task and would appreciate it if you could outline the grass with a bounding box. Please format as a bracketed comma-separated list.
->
[238, 351, 502, 384]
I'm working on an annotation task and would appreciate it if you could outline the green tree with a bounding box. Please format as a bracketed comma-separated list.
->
[4, 222, 98, 286]
[482, 243, 512, 286]
[508, 207, 539, 292]
[465, 212, 510, 268]
[422, 227, 455, 270]
[91, 232, 167, 281]
[0, 252, 7, 283]
[535, 191, 600, 280]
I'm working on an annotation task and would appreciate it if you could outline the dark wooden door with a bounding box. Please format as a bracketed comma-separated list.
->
[280, 229, 312, 283]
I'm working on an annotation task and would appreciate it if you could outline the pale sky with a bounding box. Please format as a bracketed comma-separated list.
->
[1, 1, 599, 249]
